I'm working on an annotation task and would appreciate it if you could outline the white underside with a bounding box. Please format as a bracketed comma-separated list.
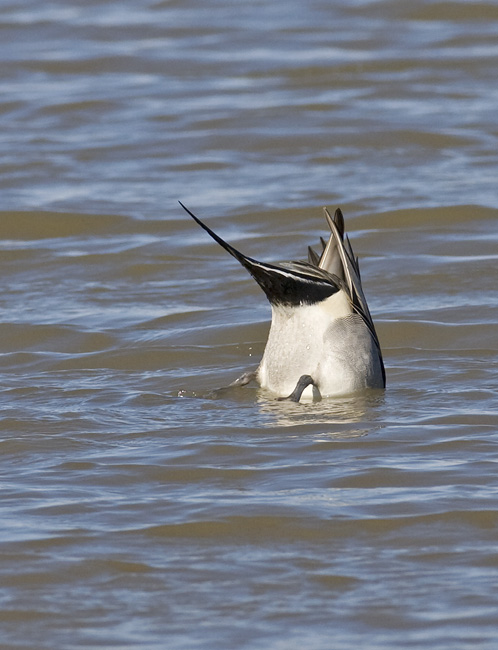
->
[257, 291, 384, 401]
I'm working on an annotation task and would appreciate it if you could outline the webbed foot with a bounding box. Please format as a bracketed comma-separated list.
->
[204, 370, 257, 398]
[227, 370, 257, 388]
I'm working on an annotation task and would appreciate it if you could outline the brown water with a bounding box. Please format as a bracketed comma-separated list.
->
[1, 1, 498, 649]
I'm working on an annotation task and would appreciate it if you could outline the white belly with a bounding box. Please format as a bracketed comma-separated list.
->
[257, 294, 384, 399]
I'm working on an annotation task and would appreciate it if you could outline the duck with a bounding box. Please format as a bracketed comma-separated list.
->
[180, 201, 385, 402]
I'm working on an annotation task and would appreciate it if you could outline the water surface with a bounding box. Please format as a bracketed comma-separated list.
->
[1, 1, 498, 649]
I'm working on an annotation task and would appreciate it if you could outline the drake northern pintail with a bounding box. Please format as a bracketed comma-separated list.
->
[180, 202, 385, 402]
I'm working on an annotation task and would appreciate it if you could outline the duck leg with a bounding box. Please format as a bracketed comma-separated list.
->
[278, 374, 319, 402]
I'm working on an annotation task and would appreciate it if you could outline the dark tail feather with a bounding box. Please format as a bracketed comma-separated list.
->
[180, 201, 337, 307]
[179, 201, 253, 270]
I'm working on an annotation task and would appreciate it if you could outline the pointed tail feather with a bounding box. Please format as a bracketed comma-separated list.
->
[180, 201, 339, 307]
[318, 207, 346, 280]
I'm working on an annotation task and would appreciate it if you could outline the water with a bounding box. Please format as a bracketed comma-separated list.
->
[1, 1, 498, 648]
